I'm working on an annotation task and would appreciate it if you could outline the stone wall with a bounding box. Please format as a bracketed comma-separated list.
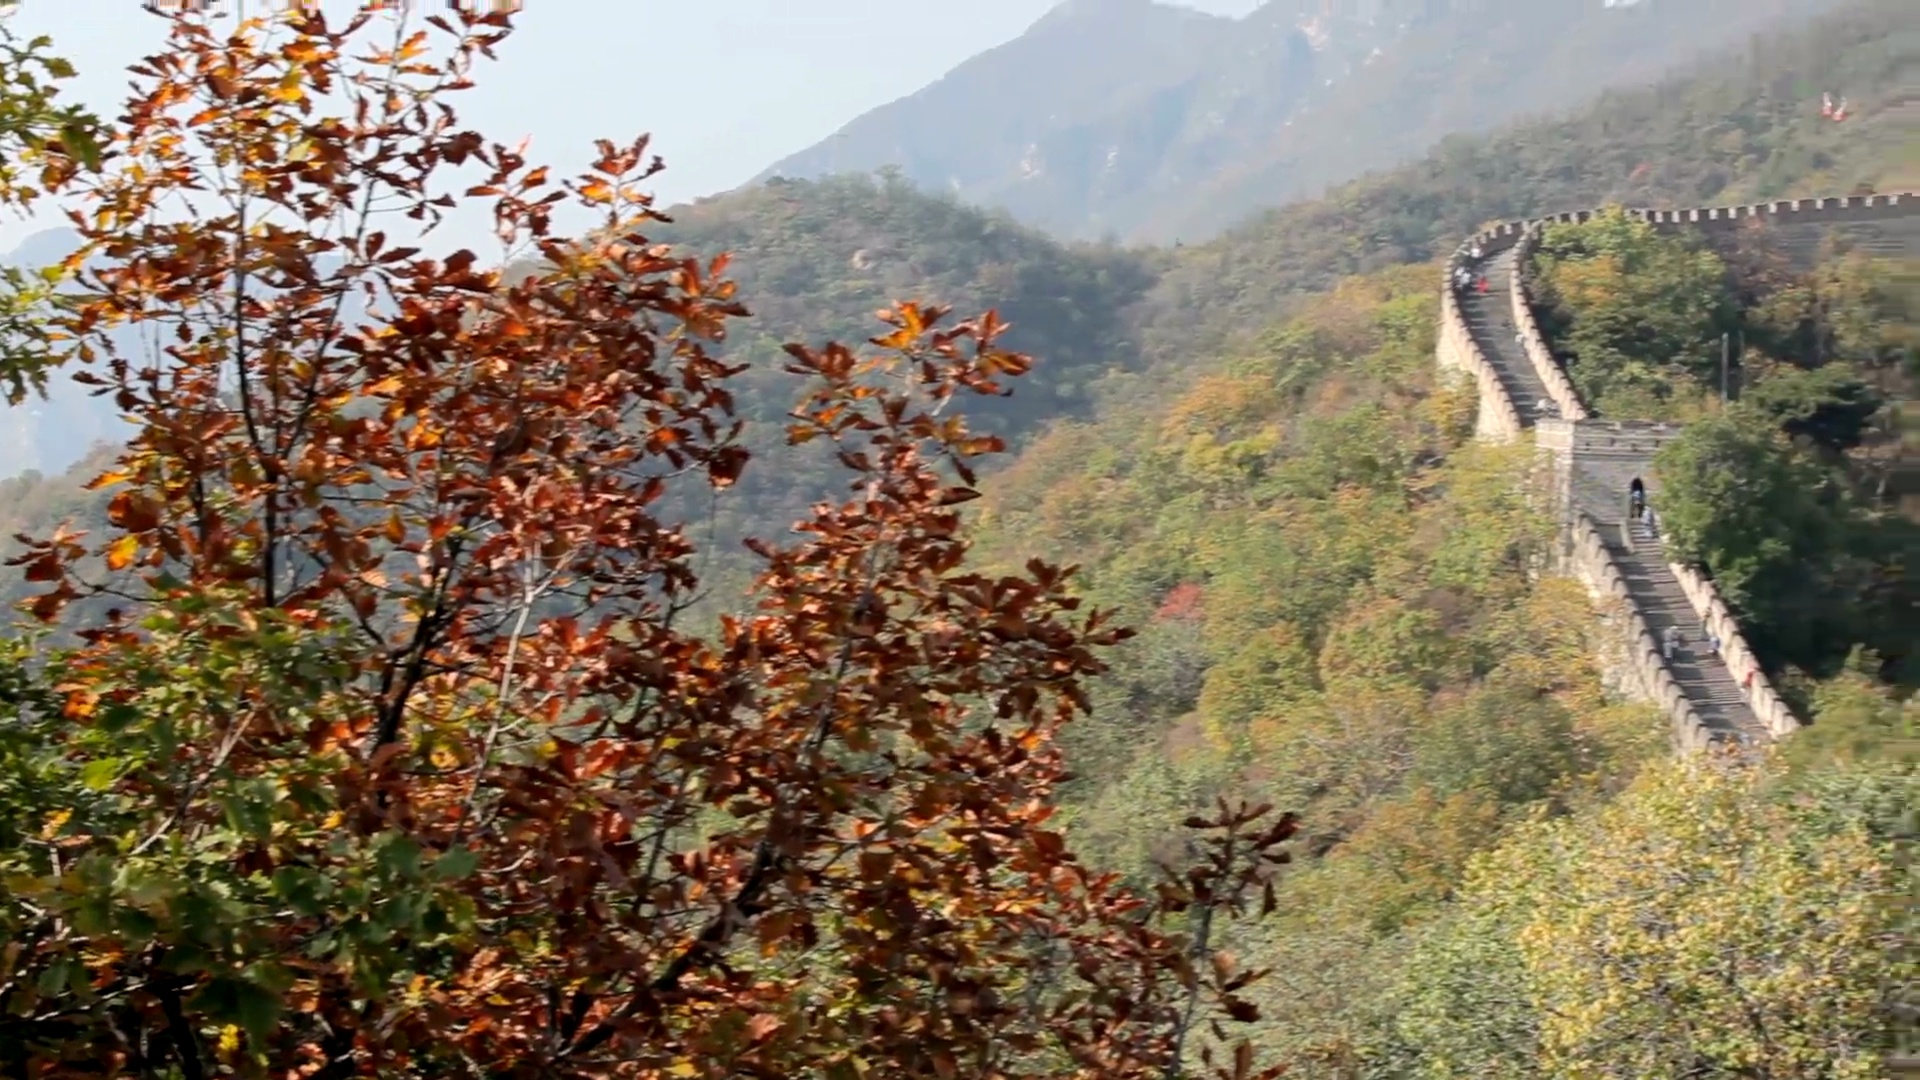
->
[1666, 562, 1800, 739]
[1438, 227, 1524, 441]
[1526, 192, 1920, 231]
[1508, 226, 1589, 421]
[1443, 191, 1918, 753]
[1565, 419, 1689, 457]
[1564, 510, 1716, 752]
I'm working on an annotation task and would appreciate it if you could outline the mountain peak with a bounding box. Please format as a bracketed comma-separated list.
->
[1030, 0, 1234, 33]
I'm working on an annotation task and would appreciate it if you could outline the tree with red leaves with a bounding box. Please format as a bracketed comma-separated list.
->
[0, 6, 1293, 1078]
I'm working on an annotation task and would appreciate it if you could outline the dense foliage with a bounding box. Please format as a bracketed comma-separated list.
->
[0, 23, 99, 408]
[1525, 209, 1918, 685]
[0, 3, 1913, 1077]
[0, 11, 1295, 1078]
[1529, 209, 1739, 417]
[1386, 759, 1910, 1078]
[964, 260, 1914, 1076]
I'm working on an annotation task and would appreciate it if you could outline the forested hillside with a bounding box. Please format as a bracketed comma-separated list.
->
[754, 0, 1855, 242]
[0, 5, 1913, 1078]
[966, 260, 1914, 1075]
[1134, 0, 1919, 363]
[635, 173, 1157, 581]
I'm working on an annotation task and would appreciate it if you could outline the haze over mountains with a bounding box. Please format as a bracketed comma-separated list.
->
[752, 0, 1861, 242]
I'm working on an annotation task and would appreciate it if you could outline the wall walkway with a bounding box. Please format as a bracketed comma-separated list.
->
[1435, 192, 1919, 752]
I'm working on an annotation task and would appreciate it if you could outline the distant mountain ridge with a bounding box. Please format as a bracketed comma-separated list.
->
[753, 0, 1857, 242]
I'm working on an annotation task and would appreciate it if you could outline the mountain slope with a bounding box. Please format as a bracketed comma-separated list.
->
[1125, 0, 1919, 369]
[635, 174, 1158, 574]
[755, 0, 1856, 243]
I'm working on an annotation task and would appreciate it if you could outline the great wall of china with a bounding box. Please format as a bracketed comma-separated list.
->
[1435, 192, 1920, 753]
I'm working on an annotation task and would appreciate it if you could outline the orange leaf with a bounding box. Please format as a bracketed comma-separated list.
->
[107, 491, 160, 532]
[104, 535, 139, 572]
[84, 469, 134, 491]
[27, 592, 66, 622]
[62, 690, 96, 720]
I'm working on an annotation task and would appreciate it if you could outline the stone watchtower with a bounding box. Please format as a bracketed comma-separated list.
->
[1534, 417, 1787, 748]
[1534, 418, 1688, 554]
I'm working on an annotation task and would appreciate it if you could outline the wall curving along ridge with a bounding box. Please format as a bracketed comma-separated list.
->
[1436, 191, 1920, 752]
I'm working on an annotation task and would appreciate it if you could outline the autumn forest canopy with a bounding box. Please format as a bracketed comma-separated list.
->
[0, 4, 1913, 1080]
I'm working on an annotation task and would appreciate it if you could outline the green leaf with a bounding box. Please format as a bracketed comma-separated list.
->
[78, 757, 120, 791]
[432, 845, 478, 882]
[190, 974, 284, 1044]
[375, 834, 422, 880]
[270, 865, 328, 918]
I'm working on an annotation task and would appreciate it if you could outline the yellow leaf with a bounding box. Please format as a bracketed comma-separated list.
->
[39, 808, 71, 840]
[84, 469, 134, 491]
[269, 72, 306, 104]
[104, 534, 139, 571]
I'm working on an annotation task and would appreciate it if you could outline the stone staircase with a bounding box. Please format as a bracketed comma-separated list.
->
[1453, 273, 1767, 745]
[1445, 192, 1920, 750]
[1457, 247, 1561, 426]
[1610, 513, 1767, 747]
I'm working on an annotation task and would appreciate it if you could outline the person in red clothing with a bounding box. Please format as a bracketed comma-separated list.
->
[1475, 276, 1490, 293]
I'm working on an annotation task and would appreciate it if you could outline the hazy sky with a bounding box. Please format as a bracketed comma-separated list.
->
[0, 0, 1263, 252]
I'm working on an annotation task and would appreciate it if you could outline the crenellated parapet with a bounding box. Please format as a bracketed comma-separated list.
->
[1509, 226, 1588, 421]
[1437, 227, 1525, 441]
[1668, 561, 1800, 739]
[1526, 192, 1920, 231]
[1435, 191, 1919, 753]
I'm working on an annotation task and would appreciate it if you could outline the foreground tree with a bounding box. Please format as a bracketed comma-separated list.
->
[0, 7, 1290, 1078]
[0, 20, 101, 404]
